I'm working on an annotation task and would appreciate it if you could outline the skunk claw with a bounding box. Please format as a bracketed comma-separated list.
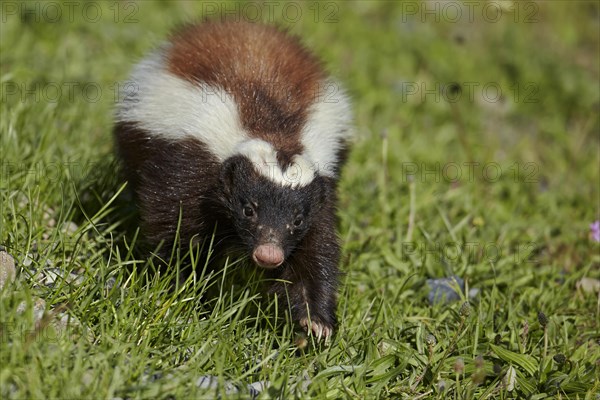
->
[300, 318, 333, 342]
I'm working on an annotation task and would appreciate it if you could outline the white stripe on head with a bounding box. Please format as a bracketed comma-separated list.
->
[116, 50, 351, 186]
[300, 80, 353, 178]
[116, 47, 249, 160]
[234, 139, 316, 188]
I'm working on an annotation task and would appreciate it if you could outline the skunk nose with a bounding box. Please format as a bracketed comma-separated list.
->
[253, 244, 284, 269]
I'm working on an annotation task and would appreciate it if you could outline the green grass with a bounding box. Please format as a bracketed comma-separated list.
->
[1, 1, 599, 398]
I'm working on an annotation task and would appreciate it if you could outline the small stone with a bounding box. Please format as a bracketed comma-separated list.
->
[299, 369, 312, 392]
[224, 382, 238, 394]
[16, 193, 30, 208]
[33, 298, 46, 324]
[43, 207, 56, 228]
[22, 254, 34, 267]
[196, 375, 219, 389]
[104, 276, 117, 291]
[576, 277, 600, 294]
[17, 297, 46, 324]
[142, 371, 168, 383]
[53, 312, 80, 332]
[427, 276, 465, 305]
[32, 268, 84, 288]
[195, 375, 238, 394]
[61, 221, 79, 234]
[0, 251, 17, 290]
[247, 381, 270, 397]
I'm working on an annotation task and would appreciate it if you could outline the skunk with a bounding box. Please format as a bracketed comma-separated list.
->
[114, 20, 352, 340]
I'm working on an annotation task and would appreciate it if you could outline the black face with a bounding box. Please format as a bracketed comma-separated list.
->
[218, 156, 328, 269]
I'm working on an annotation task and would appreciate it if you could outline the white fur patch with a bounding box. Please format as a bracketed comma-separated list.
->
[116, 48, 248, 160]
[300, 81, 354, 178]
[234, 139, 316, 187]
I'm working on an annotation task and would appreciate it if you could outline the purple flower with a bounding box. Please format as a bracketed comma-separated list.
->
[591, 220, 600, 243]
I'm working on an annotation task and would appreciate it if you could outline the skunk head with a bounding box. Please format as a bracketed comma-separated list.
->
[219, 155, 329, 269]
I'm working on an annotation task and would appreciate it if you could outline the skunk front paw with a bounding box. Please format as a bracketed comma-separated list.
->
[299, 317, 333, 342]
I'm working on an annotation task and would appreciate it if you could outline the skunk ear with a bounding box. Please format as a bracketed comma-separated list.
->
[310, 175, 333, 210]
[220, 156, 255, 195]
[219, 157, 239, 194]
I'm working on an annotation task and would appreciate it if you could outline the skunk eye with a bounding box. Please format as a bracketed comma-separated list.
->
[293, 215, 304, 227]
[243, 205, 254, 217]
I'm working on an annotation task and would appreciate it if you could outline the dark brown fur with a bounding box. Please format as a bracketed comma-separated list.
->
[114, 122, 223, 258]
